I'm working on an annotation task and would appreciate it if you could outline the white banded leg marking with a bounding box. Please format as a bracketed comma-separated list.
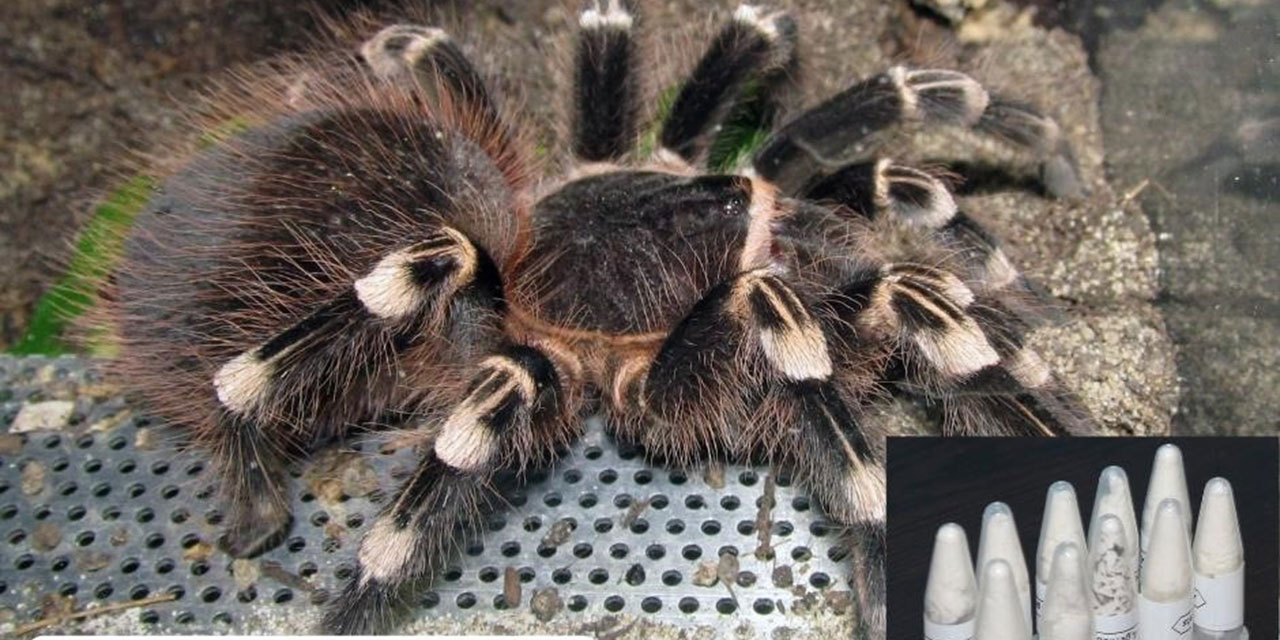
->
[873, 160, 958, 228]
[889, 66, 991, 125]
[357, 517, 420, 586]
[214, 350, 276, 415]
[360, 25, 450, 80]
[354, 227, 477, 320]
[734, 271, 833, 381]
[733, 4, 788, 41]
[869, 264, 999, 378]
[1005, 346, 1051, 389]
[433, 355, 537, 472]
[580, 0, 633, 29]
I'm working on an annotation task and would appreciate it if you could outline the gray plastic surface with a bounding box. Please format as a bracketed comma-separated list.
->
[0, 355, 853, 635]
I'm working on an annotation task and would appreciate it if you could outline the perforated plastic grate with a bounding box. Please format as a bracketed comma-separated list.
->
[0, 355, 854, 636]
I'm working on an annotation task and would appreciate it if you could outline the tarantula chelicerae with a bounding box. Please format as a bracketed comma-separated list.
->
[99, 0, 1096, 635]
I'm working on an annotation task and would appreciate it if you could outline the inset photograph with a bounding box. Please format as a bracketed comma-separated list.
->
[886, 437, 1278, 640]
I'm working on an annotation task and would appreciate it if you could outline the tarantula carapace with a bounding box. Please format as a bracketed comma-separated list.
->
[100, 0, 1095, 635]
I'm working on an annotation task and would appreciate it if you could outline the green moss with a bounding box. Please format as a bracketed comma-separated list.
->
[10, 175, 154, 356]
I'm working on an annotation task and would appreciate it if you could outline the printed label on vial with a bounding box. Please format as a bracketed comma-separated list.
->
[1194, 566, 1245, 631]
[1137, 594, 1194, 637]
[1094, 611, 1139, 640]
[924, 617, 976, 640]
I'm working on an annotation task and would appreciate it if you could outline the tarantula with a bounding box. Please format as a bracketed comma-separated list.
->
[99, 0, 1095, 635]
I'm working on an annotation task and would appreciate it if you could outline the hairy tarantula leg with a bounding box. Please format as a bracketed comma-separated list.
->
[573, 0, 642, 161]
[751, 66, 1083, 198]
[843, 263, 1093, 436]
[359, 24, 500, 123]
[805, 159, 1036, 297]
[209, 227, 498, 558]
[324, 344, 579, 634]
[657, 4, 797, 165]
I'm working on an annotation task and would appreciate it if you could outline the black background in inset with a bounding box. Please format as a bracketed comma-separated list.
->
[886, 437, 1278, 640]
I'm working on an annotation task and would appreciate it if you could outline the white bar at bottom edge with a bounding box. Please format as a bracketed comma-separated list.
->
[1094, 610, 1139, 640]
[1194, 566, 1245, 631]
[924, 617, 976, 640]
[1137, 594, 1194, 639]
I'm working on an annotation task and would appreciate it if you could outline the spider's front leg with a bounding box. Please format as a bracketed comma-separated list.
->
[324, 342, 582, 634]
[752, 65, 1083, 199]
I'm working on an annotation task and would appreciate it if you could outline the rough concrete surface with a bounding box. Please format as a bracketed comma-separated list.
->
[1095, 0, 1279, 434]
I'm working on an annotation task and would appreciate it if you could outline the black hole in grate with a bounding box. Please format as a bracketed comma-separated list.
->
[598, 469, 618, 484]
[83, 459, 102, 473]
[44, 435, 62, 449]
[92, 482, 111, 498]
[74, 433, 92, 448]
[753, 598, 775, 614]
[662, 569, 682, 586]
[108, 435, 127, 450]
[205, 509, 223, 526]
[523, 516, 541, 532]
[465, 542, 484, 556]
[151, 461, 169, 475]
[346, 514, 364, 528]
[181, 533, 201, 549]
[500, 541, 521, 558]
[737, 520, 756, 535]
[186, 462, 205, 476]
[95, 583, 114, 599]
[455, 592, 476, 609]
[202, 586, 222, 602]
[810, 572, 832, 588]
[608, 542, 628, 559]
[716, 597, 737, 614]
[128, 483, 146, 499]
[685, 495, 705, 509]
[629, 518, 649, 534]
[131, 584, 150, 600]
[9, 529, 28, 545]
[738, 470, 758, 486]
[678, 597, 699, 613]
[650, 494, 669, 509]
[0, 504, 16, 520]
[58, 481, 78, 496]
[299, 562, 318, 578]
[634, 470, 653, 484]
[213, 611, 233, 624]
[145, 533, 165, 549]
[567, 595, 588, 612]
[52, 457, 70, 472]
[552, 568, 571, 584]
[191, 561, 210, 576]
[584, 446, 603, 460]
[156, 558, 175, 574]
[420, 591, 440, 609]
[701, 520, 721, 535]
[543, 492, 562, 507]
[573, 542, 593, 559]
[59, 583, 78, 597]
[593, 518, 612, 534]
[537, 543, 556, 558]
[721, 495, 741, 510]
[443, 567, 463, 582]
[588, 568, 609, 584]
[613, 494, 633, 509]
[604, 595, 625, 612]
[479, 566, 499, 582]
[176, 611, 194, 624]
[579, 493, 598, 508]
[167, 585, 185, 600]
[642, 596, 662, 613]
[103, 505, 122, 521]
[792, 496, 810, 512]
[738, 571, 758, 587]
[310, 511, 329, 527]
[682, 545, 702, 560]
[564, 469, 582, 483]
[273, 588, 293, 604]
[15, 554, 34, 569]
[625, 564, 645, 585]
[139, 610, 159, 625]
[238, 587, 257, 603]
[646, 544, 666, 560]
[161, 485, 180, 499]
[791, 546, 812, 562]
[51, 555, 69, 571]
[121, 557, 140, 574]
[287, 537, 306, 553]
[170, 508, 189, 524]
[33, 505, 49, 519]
[76, 530, 95, 546]
[118, 460, 137, 474]
[334, 564, 354, 580]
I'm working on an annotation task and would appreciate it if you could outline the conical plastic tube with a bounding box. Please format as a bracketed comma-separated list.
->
[1040, 542, 1093, 640]
[1137, 499, 1193, 640]
[1192, 478, 1248, 640]
[1037, 481, 1087, 629]
[977, 502, 1031, 628]
[1087, 514, 1138, 640]
[1140, 444, 1192, 569]
[976, 559, 1032, 640]
[925, 523, 978, 640]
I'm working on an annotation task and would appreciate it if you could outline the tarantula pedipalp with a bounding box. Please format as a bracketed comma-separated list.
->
[101, 1, 1096, 635]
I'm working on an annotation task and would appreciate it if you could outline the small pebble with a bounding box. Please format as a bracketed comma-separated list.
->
[11, 400, 75, 433]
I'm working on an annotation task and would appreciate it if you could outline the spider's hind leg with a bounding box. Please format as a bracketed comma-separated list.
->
[572, 0, 643, 162]
[324, 342, 583, 634]
[753, 66, 1083, 198]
